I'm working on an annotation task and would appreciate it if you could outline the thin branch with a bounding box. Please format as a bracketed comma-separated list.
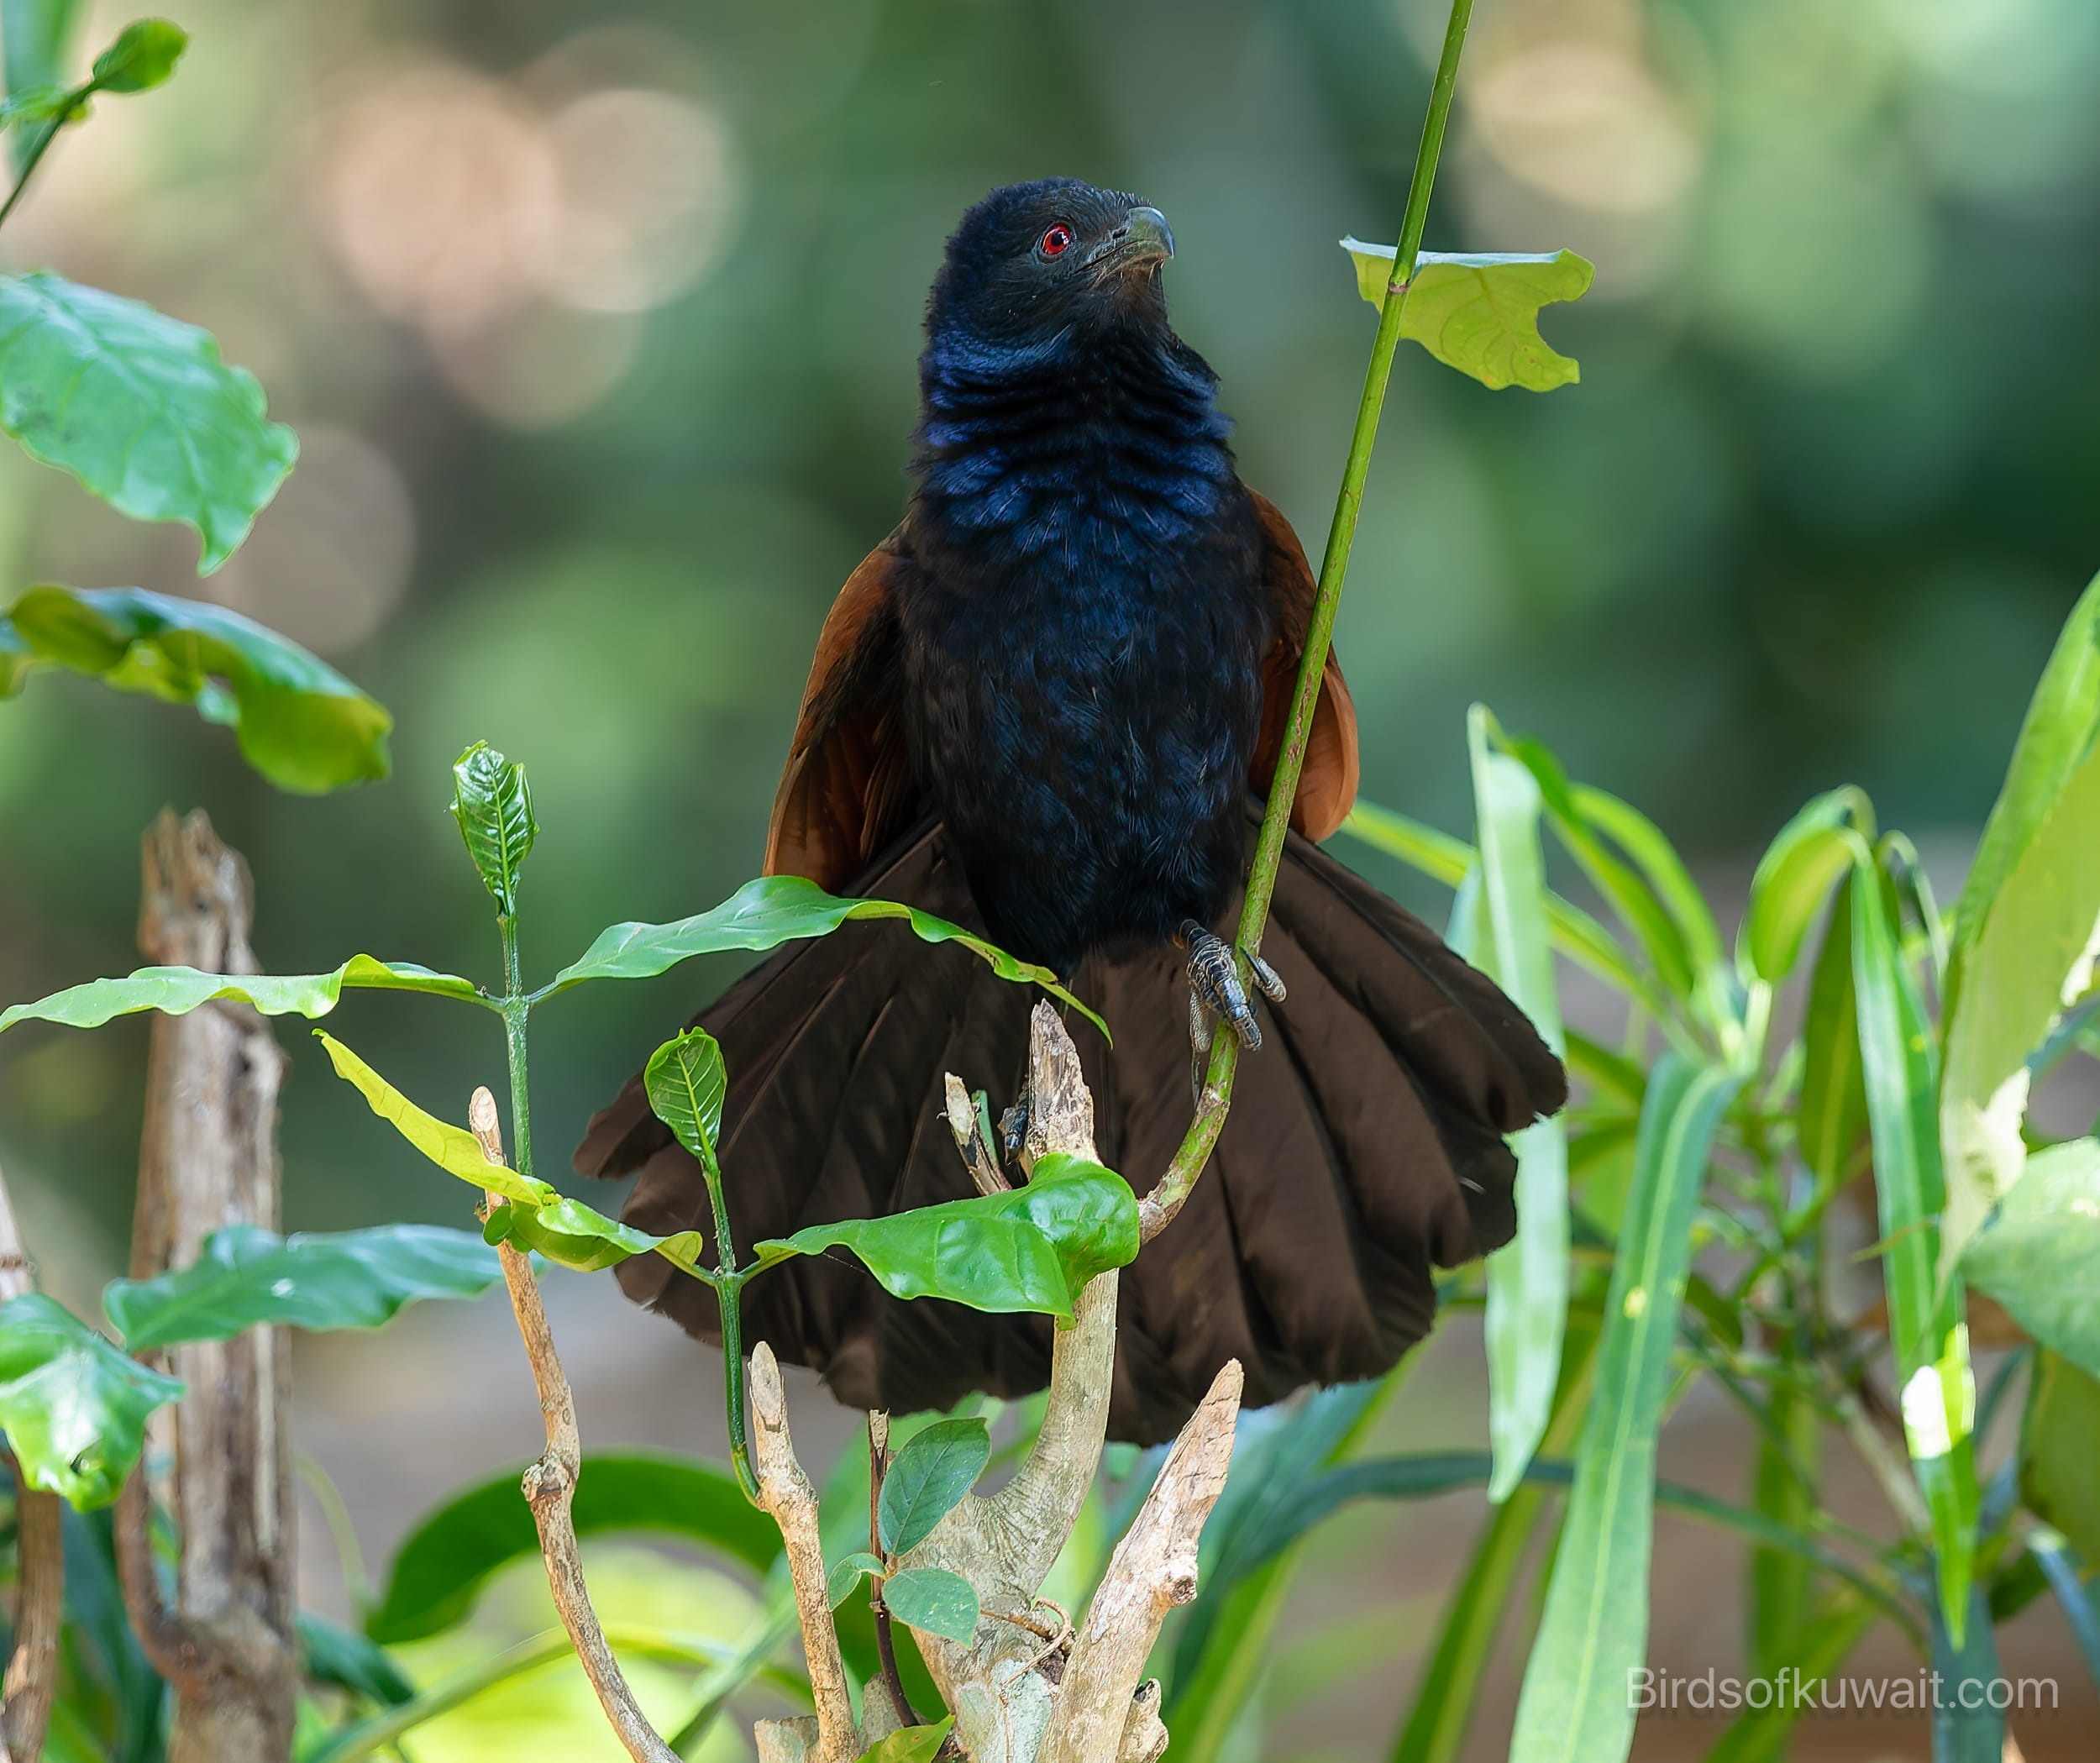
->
[469, 1087, 680, 1763]
[864, 1411, 918, 1733]
[0, 1162, 59, 1763]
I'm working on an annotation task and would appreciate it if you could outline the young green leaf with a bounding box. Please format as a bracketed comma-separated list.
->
[103, 1224, 503, 1351]
[317, 1031, 549, 1206]
[0, 585, 391, 791]
[827, 1550, 885, 1609]
[87, 18, 185, 92]
[0, 274, 297, 571]
[0, 953, 481, 1037]
[3, 0, 87, 170]
[0, 1293, 183, 1509]
[2020, 1351, 2100, 1567]
[1740, 787, 1872, 982]
[1795, 876, 1867, 1207]
[878, 1417, 990, 1556]
[1507, 1056, 1737, 1763]
[548, 872, 1106, 1038]
[856, 1716, 955, 1763]
[1465, 709, 1567, 1504]
[449, 742, 536, 916]
[1341, 241, 1593, 391]
[879, 1567, 979, 1646]
[1959, 1138, 2100, 1375]
[753, 1152, 1138, 1323]
[643, 1027, 727, 1168]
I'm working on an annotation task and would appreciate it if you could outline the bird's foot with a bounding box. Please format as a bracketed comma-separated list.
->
[1176, 921, 1284, 1070]
[999, 1082, 1032, 1164]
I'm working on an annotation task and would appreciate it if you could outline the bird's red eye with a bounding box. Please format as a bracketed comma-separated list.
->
[1039, 223, 1074, 258]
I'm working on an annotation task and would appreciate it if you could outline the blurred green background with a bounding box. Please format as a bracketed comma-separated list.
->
[3, 1, 2098, 1755]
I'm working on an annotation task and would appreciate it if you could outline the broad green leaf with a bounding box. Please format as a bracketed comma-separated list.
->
[1749, 1380, 1821, 1679]
[3, 0, 85, 169]
[754, 1152, 1137, 1324]
[0, 585, 390, 791]
[365, 1450, 780, 1644]
[1929, 1587, 2005, 1763]
[1795, 876, 1867, 1205]
[1466, 708, 1567, 1504]
[0, 1293, 182, 1509]
[103, 1224, 502, 1351]
[0, 274, 297, 570]
[879, 1416, 990, 1556]
[858, 1716, 954, 1763]
[1508, 1056, 1737, 1763]
[1741, 787, 1872, 982]
[87, 18, 184, 92]
[297, 1612, 413, 1708]
[1940, 742, 2100, 1273]
[879, 1566, 979, 1646]
[643, 1027, 727, 1168]
[1960, 1138, 2100, 1375]
[549, 873, 1105, 1039]
[1704, 1591, 1879, 1763]
[1851, 850, 1980, 1639]
[449, 742, 535, 917]
[827, 1551, 885, 1609]
[1341, 241, 1593, 391]
[483, 1194, 703, 1276]
[0, 953, 479, 1037]
[2020, 1351, 2100, 1568]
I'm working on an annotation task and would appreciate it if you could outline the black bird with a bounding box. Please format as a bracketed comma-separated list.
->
[578, 180, 1566, 1445]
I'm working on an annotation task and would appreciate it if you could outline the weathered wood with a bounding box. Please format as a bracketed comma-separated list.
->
[0, 1161, 60, 1763]
[121, 810, 297, 1763]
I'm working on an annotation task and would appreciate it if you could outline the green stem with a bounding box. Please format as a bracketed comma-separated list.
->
[0, 85, 92, 233]
[1150, 0, 1477, 1230]
[696, 1133, 758, 1503]
[498, 916, 533, 1185]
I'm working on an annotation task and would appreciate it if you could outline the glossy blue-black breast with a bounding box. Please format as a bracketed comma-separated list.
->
[895, 325, 1273, 975]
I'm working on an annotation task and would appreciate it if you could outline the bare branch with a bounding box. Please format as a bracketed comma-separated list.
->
[470, 1087, 680, 1763]
[0, 1163, 59, 1763]
[943, 1074, 1009, 1195]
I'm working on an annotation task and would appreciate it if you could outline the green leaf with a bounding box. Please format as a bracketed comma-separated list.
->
[549, 872, 1105, 1039]
[1466, 708, 1567, 1504]
[1749, 1380, 1821, 1679]
[485, 1194, 703, 1275]
[1930, 1587, 2005, 1763]
[1960, 1138, 2100, 1375]
[1796, 875, 1867, 1204]
[297, 1611, 413, 1708]
[0, 273, 297, 571]
[0, 82, 78, 128]
[1851, 848, 1980, 1640]
[827, 1550, 885, 1609]
[102, 1224, 502, 1352]
[365, 1450, 780, 1644]
[0, 585, 390, 791]
[1704, 1591, 1879, 1763]
[87, 18, 184, 92]
[879, 1567, 979, 1646]
[878, 1417, 990, 1556]
[316, 1031, 546, 1205]
[2027, 1527, 2100, 1691]
[449, 742, 535, 917]
[0, 1293, 182, 1509]
[1507, 1055, 1737, 1763]
[857, 1716, 954, 1763]
[0, 953, 480, 1038]
[2020, 1351, 2100, 1568]
[643, 1027, 726, 1169]
[1741, 787, 1872, 983]
[1940, 742, 2100, 1272]
[3, 0, 85, 168]
[1341, 241, 1593, 391]
[755, 1152, 1137, 1324]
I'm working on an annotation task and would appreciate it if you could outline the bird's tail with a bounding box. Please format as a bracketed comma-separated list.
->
[575, 810, 1565, 1446]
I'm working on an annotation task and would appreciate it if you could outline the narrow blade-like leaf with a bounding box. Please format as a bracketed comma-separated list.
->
[1740, 787, 1871, 983]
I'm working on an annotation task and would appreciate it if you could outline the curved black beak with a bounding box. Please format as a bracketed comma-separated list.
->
[1087, 204, 1174, 272]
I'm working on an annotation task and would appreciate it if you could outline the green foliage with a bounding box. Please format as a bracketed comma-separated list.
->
[297, 1613, 413, 1709]
[753, 1152, 1138, 1324]
[0, 585, 391, 789]
[878, 1418, 990, 1556]
[642, 1027, 727, 1169]
[0, 273, 295, 570]
[0, 952, 478, 1036]
[102, 1224, 502, 1351]
[449, 742, 536, 917]
[857, 1715, 954, 1763]
[1741, 787, 1873, 983]
[87, 18, 185, 92]
[0, 1293, 182, 1508]
[827, 1551, 885, 1608]
[1341, 241, 1592, 390]
[878, 1567, 979, 1646]
[2020, 1352, 2100, 1567]
[1960, 1140, 2100, 1374]
[3, 0, 86, 164]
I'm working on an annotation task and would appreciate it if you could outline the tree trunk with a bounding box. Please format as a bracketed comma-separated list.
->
[122, 810, 297, 1763]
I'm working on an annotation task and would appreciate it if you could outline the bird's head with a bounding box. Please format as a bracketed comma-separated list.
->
[927, 179, 1175, 349]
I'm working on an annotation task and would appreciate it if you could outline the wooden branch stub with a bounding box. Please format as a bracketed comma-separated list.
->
[943, 1074, 1009, 1196]
[1021, 1003, 1093, 1169]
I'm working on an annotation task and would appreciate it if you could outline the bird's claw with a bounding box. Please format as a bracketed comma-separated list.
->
[1177, 920, 1278, 1056]
[999, 1085, 1032, 1163]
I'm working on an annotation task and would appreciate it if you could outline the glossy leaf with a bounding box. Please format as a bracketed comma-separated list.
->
[1930, 1587, 2005, 1763]
[643, 1027, 727, 1167]
[879, 1566, 979, 1646]
[879, 1417, 990, 1556]
[1960, 1138, 2100, 1374]
[0, 1293, 183, 1509]
[755, 1152, 1137, 1324]
[486, 1192, 704, 1275]
[88, 18, 184, 92]
[0, 953, 475, 1038]
[1466, 709, 1567, 1503]
[858, 1716, 954, 1763]
[317, 1032, 544, 1204]
[0, 585, 391, 791]
[1741, 787, 1871, 982]
[1508, 1056, 1737, 1763]
[366, 1451, 779, 1643]
[549, 872, 1105, 1036]
[105, 1224, 501, 1351]
[827, 1551, 885, 1608]
[2020, 1351, 2100, 1567]
[1341, 241, 1593, 391]
[1851, 850, 1980, 1639]
[449, 742, 535, 916]
[0, 274, 297, 570]
[1795, 875, 1867, 1204]
[298, 1612, 413, 1708]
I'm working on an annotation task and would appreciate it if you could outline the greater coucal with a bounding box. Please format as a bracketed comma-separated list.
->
[578, 180, 1566, 1445]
